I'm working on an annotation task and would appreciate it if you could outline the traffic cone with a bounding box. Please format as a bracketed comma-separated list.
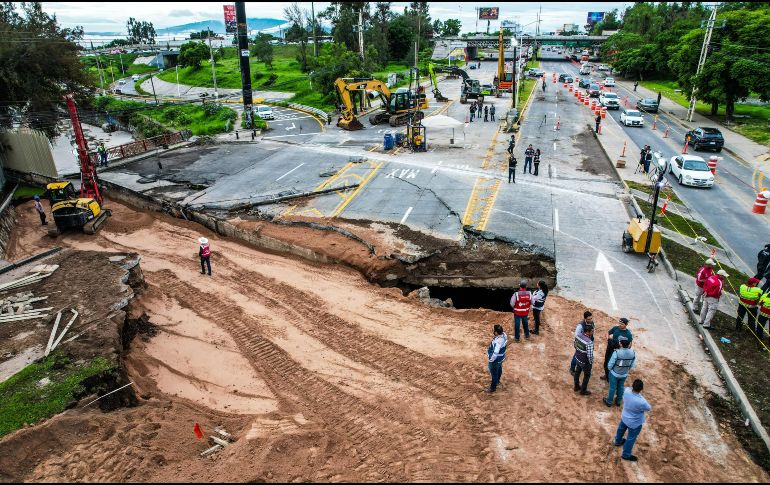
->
[682, 140, 689, 154]
[555, 116, 561, 130]
[752, 191, 770, 214]
[652, 116, 657, 130]
[620, 140, 627, 157]
[708, 155, 719, 174]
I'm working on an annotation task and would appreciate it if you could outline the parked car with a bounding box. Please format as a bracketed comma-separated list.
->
[578, 78, 595, 88]
[636, 98, 659, 113]
[685, 127, 724, 152]
[599, 92, 620, 109]
[131, 74, 140, 81]
[118, 79, 126, 85]
[256, 105, 274, 120]
[528, 68, 545, 77]
[603, 77, 615, 87]
[619, 108, 644, 127]
[668, 154, 714, 187]
[587, 84, 601, 97]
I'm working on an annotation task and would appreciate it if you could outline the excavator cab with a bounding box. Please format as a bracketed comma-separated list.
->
[46, 181, 78, 204]
[45, 181, 110, 237]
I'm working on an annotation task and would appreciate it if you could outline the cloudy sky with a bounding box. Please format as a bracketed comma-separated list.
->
[42, 2, 629, 35]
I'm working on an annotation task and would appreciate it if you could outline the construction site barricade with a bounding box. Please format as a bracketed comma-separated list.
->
[88, 129, 192, 166]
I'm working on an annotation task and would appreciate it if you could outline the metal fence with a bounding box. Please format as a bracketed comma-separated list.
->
[91, 129, 192, 165]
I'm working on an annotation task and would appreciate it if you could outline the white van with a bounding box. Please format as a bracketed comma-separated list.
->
[579, 64, 592, 76]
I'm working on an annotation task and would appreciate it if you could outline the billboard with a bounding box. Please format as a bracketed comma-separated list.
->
[223, 5, 236, 33]
[478, 7, 500, 20]
[586, 11, 605, 25]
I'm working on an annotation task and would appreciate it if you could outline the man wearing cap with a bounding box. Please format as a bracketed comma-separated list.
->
[700, 269, 728, 329]
[604, 337, 636, 407]
[486, 324, 508, 393]
[693, 259, 715, 312]
[509, 280, 532, 342]
[573, 325, 594, 395]
[736, 277, 763, 332]
[570, 311, 594, 375]
[33, 195, 47, 226]
[755, 244, 770, 279]
[198, 237, 212, 276]
[602, 318, 633, 381]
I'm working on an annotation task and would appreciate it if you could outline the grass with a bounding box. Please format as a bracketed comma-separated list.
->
[640, 80, 770, 146]
[661, 237, 750, 291]
[12, 185, 45, 200]
[626, 179, 684, 205]
[81, 53, 160, 82]
[517, 60, 541, 113]
[0, 354, 113, 437]
[634, 196, 721, 248]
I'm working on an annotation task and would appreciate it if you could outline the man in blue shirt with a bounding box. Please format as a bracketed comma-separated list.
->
[614, 379, 652, 462]
[486, 324, 507, 393]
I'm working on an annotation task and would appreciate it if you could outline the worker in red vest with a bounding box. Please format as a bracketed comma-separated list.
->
[510, 280, 532, 342]
[198, 237, 212, 276]
[693, 258, 714, 312]
[699, 269, 728, 329]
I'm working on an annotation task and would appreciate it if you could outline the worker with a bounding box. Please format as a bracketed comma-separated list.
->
[97, 142, 108, 167]
[486, 324, 508, 393]
[533, 148, 541, 176]
[755, 244, 770, 279]
[699, 269, 728, 329]
[530, 280, 549, 335]
[595, 113, 601, 133]
[198, 237, 212, 276]
[509, 280, 532, 342]
[656, 91, 662, 106]
[573, 324, 594, 395]
[614, 379, 652, 462]
[483, 105, 489, 122]
[33, 195, 46, 226]
[507, 135, 516, 154]
[762, 262, 770, 294]
[508, 154, 517, 184]
[570, 311, 594, 376]
[469, 103, 476, 122]
[542, 79, 546, 92]
[602, 317, 633, 381]
[736, 277, 763, 332]
[756, 291, 770, 341]
[693, 258, 715, 312]
[524, 144, 535, 174]
[638, 145, 648, 173]
[633, 81, 639, 91]
[603, 337, 636, 407]
[643, 148, 653, 174]
[490, 104, 496, 121]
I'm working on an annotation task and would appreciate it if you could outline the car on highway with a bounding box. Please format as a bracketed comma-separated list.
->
[668, 154, 715, 187]
[578, 77, 595, 88]
[596, 64, 611, 72]
[619, 108, 644, 127]
[602, 77, 615, 87]
[557, 73, 571, 82]
[579, 64, 592, 75]
[131, 74, 140, 81]
[685, 127, 724, 152]
[256, 105, 274, 120]
[636, 98, 659, 113]
[599, 92, 620, 109]
[527, 68, 546, 77]
[586, 84, 601, 97]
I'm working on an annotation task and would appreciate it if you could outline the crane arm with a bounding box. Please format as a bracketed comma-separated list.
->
[433, 65, 469, 82]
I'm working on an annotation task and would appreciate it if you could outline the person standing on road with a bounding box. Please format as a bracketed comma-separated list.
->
[756, 291, 770, 341]
[614, 379, 652, 462]
[508, 154, 517, 184]
[762, 262, 770, 294]
[483, 105, 489, 122]
[573, 325, 594, 395]
[198, 237, 212, 276]
[694, 258, 715, 312]
[736, 277, 763, 332]
[490, 104, 496, 121]
[644, 148, 653, 174]
[542, 79, 546, 93]
[507, 135, 516, 154]
[510, 280, 532, 342]
[531, 280, 548, 335]
[656, 91, 662, 106]
[469, 103, 476, 122]
[524, 144, 535, 174]
[700, 269, 728, 329]
[570, 311, 595, 375]
[533, 148, 541, 176]
[595, 113, 601, 133]
[638, 145, 648, 173]
[33, 195, 47, 226]
[633, 81, 639, 91]
[755, 244, 770, 279]
[603, 337, 636, 407]
[486, 324, 508, 393]
[602, 318, 633, 381]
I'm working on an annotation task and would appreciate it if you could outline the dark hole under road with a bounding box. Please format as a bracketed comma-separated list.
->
[418, 286, 515, 312]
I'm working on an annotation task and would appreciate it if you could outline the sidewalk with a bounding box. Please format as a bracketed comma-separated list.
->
[614, 78, 770, 164]
[140, 77, 294, 102]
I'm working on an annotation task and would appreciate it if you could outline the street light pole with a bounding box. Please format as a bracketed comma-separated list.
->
[176, 64, 180, 97]
[208, 28, 219, 100]
[686, 4, 718, 122]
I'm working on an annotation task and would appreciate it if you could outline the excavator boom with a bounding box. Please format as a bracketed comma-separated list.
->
[427, 63, 448, 102]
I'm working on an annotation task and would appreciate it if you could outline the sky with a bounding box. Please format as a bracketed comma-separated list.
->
[42, 2, 630, 35]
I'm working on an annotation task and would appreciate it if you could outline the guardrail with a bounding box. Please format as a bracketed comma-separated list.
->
[260, 99, 331, 122]
[90, 129, 192, 165]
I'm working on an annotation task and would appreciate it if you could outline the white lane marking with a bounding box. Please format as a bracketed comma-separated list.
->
[552, 166, 557, 178]
[554, 209, 559, 232]
[595, 251, 617, 310]
[553, 142, 557, 151]
[431, 160, 443, 174]
[285, 122, 296, 131]
[275, 162, 305, 181]
[400, 206, 414, 224]
[262, 133, 314, 138]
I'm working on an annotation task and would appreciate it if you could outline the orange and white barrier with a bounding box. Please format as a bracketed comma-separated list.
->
[752, 191, 770, 214]
[708, 155, 720, 175]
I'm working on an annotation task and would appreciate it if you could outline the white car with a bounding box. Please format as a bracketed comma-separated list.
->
[620, 108, 644, 127]
[131, 74, 140, 81]
[668, 155, 714, 187]
[603, 77, 615, 87]
[599, 92, 620, 109]
[256, 105, 274, 120]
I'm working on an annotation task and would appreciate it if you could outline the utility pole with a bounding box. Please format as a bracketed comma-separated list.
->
[118, 52, 125, 75]
[357, 8, 364, 59]
[475, 7, 479, 34]
[414, 14, 421, 68]
[207, 28, 219, 100]
[644, 161, 666, 254]
[311, 1, 318, 58]
[235, 1, 254, 129]
[687, 4, 718, 122]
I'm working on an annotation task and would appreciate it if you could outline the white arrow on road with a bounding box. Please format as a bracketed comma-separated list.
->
[285, 122, 296, 131]
[595, 251, 618, 310]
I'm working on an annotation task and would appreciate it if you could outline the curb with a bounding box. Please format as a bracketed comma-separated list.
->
[678, 287, 770, 454]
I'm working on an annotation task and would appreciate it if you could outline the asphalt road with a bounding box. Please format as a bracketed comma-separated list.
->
[541, 53, 764, 272]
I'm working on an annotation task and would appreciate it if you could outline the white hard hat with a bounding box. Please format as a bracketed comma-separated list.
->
[704, 258, 715, 265]
[198, 237, 208, 245]
[717, 269, 729, 277]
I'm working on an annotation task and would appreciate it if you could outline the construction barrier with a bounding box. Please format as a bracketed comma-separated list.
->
[601, 107, 607, 119]
[569, 85, 573, 92]
[752, 191, 770, 214]
[584, 98, 590, 106]
[708, 156, 719, 174]
[652, 115, 658, 130]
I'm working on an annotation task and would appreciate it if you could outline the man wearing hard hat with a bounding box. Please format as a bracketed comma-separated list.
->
[198, 237, 212, 276]
[699, 269, 728, 329]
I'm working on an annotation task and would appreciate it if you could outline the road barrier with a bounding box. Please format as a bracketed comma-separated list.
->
[261, 99, 330, 124]
[708, 155, 720, 175]
[752, 191, 770, 214]
[93, 129, 192, 165]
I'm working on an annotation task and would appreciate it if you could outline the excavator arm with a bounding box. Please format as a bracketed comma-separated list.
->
[427, 63, 448, 102]
[335, 78, 393, 131]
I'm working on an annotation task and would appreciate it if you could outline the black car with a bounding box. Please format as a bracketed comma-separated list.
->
[587, 84, 601, 97]
[578, 78, 594, 88]
[636, 98, 659, 113]
[685, 127, 724, 152]
[557, 73, 571, 82]
[564, 75, 574, 83]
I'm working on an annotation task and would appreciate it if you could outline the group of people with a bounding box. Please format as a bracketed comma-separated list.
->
[506, 138, 543, 183]
[469, 101, 495, 123]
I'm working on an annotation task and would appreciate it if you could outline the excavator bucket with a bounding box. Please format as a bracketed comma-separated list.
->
[337, 116, 364, 131]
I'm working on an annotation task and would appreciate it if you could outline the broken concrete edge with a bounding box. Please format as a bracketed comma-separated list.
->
[271, 219, 378, 256]
[0, 247, 63, 276]
[0, 183, 19, 215]
[677, 287, 770, 454]
[218, 184, 361, 212]
[464, 226, 555, 260]
[591, 125, 678, 281]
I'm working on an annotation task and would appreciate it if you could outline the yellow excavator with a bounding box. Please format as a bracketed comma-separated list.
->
[334, 75, 428, 131]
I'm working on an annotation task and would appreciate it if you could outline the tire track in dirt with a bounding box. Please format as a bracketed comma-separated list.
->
[148, 269, 454, 482]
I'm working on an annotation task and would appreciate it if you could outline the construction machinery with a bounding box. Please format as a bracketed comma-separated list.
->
[433, 66, 484, 104]
[47, 94, 111, 237]
[334, 75, 427, 131]
[494, 32, 513, 96]
[427, 63, 448, 102]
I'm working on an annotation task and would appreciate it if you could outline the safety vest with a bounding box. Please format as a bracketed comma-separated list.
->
[759, 293, 770, 318]
[695, 265, 713, 288]
[200, 244, 211, 258]
[511, 290, 532, 316]
[574, 333, 591, 365]
[610, 348, 636, 378]
[487, 334, 508, 363]
[97, 145, 106, 154]
[739, 284, 762, 308]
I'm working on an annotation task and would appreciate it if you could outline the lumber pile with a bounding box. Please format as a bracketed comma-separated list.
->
[0, 291, 52, 323]
[0, 264, 58, 293]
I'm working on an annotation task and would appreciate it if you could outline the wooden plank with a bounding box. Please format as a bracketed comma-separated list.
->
[200, 444, 223, 457]
[50, 309, 78, 351]
[45, 311, 62, 356]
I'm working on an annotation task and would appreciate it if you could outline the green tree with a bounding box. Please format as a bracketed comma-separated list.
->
[178, 41, 209, 69]
[441, 19, 462, 36]
[589, 9, 621, 35]
[251, 33, 274, 68]
[0, 2, 94, 139]
[126, 17, 156, 44]
[284, 2, 311, 71]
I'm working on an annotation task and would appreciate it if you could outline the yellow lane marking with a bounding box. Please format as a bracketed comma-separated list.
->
[279, 204, 298, 218]
[477, 179, 502, 231]
[461, 177, 502, 230]
[331, 161, 384, 218]
[314, 162, 354, 191]
[429, 100, 455, 117]
[461, 177, 484, 226]
[481, 128, 501, 170]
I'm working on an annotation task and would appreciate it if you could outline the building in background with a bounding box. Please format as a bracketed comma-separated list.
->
[563, 23, 579, 33]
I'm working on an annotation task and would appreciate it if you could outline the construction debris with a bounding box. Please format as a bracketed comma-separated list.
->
[0, 265, 58, 293]
[200, 427, 236, 457]
[44, 309, 78, 356]
[0, 291, 52, 324]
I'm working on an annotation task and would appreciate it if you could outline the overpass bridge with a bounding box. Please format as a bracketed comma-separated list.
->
[432, 34, 608, 61]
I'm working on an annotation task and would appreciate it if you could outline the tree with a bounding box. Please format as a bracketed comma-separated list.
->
[589, 9, 621, 35]
[178, 41, 209, 70]
[284, 2, 311, 71]
[251, 33, 274, 68]
[0, 2, 93, 139]
[441, 19, 461, 37]
[126, 17, 156, 44]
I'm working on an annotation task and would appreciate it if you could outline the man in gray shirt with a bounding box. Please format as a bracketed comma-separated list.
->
[614, 378, 652, 462]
